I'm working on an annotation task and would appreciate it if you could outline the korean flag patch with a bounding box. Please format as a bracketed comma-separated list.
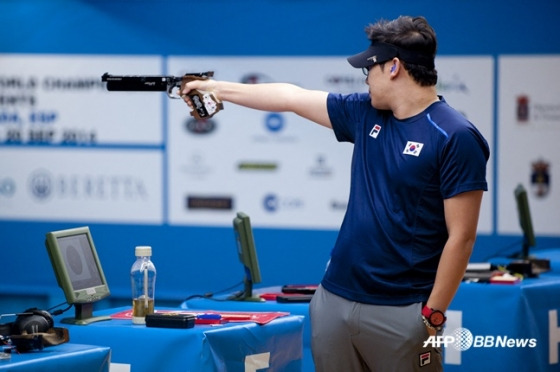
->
[403, 141, 424, 156]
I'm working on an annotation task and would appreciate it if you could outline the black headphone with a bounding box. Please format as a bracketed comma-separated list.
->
[0, 308, 61, 352]
[12, 308, 54, 335]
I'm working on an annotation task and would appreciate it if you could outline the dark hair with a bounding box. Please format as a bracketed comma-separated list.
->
[366, 16, 438, 86]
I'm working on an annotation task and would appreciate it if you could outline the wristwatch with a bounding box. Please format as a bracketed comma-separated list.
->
[421, 305, 446, 331]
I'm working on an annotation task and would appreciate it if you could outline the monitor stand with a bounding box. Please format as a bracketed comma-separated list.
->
[227, 280, 264, 302]
[506, 240, 551, 278]
[62, 303, 111, 325]
[507, 258, 550, 278]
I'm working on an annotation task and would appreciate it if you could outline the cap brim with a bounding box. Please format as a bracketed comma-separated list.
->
[347, 44, 398, 69]
[347, 48, 375, 68]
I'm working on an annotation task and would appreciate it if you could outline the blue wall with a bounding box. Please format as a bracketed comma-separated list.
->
[1, 1, 558, 56]
[1, 0, 560, 313]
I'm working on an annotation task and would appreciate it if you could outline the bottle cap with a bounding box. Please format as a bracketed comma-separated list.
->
[135, 245, 152, 257]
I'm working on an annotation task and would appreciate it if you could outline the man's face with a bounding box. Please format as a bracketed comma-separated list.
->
[365, 62, 391, 110]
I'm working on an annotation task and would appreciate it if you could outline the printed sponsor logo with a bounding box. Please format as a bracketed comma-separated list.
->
[240, 73, 273, 84]
[309, 155, 332, 177]
[517, 95, 529, 122]
[330, 200, 348, 211]
[238, 162, 279, 171]
[325, 74, 365, 92]
[516, 94, 560, 124]
[0, 178, 16, 197]
[436, 74, 469, 94]
[265, 113, 284, 133]
[28, 170, 53, 200]
[252, 112, 297, 143]
[184, 117, 217, 135]
[186, 196, 233, 210]
[28, 169, 148, 202]
[263, 193, 303, 213]
[180, 153, 213, 177]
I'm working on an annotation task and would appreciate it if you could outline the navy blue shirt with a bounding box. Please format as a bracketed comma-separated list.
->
[322, 93, 490, 305]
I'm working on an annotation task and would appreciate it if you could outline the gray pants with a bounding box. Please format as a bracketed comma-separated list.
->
[309, 285, 443, 372]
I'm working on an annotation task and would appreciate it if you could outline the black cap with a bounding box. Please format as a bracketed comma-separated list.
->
[347, 41, 435, 69]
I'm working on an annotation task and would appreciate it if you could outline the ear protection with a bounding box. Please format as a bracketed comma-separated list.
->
[390, 64, 396, 73]
[0, 308, 68, 352]
[12, 308, 54, 335]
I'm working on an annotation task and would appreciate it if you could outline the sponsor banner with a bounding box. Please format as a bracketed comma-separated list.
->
[0, 54, 163, 145]
[166, 57, 355, 228]
[498, 56, 560, 235]
[0, 148, 163, 223]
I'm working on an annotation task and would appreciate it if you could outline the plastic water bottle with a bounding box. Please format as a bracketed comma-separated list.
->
[130, 246, 156, 324]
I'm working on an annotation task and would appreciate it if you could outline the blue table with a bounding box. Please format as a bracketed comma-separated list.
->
[183, 273, 560, 372]
[181, 291, 313, 371]
[55, 306, 303, 372]
[0, 343, 110, 372]
[444, 273, 560, 371]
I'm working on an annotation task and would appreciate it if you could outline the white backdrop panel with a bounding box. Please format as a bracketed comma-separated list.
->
[0, 54, 163, 145]
[0, 147, 163, 223]
[498, 56, 560, 235]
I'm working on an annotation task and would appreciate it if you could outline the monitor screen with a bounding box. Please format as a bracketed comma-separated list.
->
[45, 226, 111, 324]
[514, 184, 536, 259]
[229, 212, 263, 301]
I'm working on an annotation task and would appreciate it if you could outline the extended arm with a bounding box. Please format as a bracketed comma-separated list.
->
[181, 80, 332, 128]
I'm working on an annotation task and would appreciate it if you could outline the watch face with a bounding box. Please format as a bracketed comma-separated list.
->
[430, 311, 445, 326]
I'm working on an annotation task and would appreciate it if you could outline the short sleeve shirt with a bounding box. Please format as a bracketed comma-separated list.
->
[321, 93, 490, 305]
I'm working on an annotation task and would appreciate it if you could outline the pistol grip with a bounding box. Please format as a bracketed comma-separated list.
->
[188, 90, 223, 120]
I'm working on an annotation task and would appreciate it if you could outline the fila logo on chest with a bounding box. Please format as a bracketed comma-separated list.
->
[369, 124, 381, 139]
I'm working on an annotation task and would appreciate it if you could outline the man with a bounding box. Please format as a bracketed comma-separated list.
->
[182, 15, 489, 372]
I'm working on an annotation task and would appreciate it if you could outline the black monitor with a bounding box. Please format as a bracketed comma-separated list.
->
[45, 226, 111, 325]
[508, 184, 550, 276]
[514, 184, 536, 259]
[228, 212, 263, 301]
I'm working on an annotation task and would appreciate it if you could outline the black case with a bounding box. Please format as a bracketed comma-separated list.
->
[281, 284, 317, 295]
[276, 294, 314, 303]
[145, 313, 196, 329]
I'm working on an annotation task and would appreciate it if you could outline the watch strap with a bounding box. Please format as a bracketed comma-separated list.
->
[421, 305, 446, 330]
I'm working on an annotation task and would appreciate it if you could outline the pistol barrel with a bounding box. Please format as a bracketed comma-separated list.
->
[102, 73, 173, 91]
